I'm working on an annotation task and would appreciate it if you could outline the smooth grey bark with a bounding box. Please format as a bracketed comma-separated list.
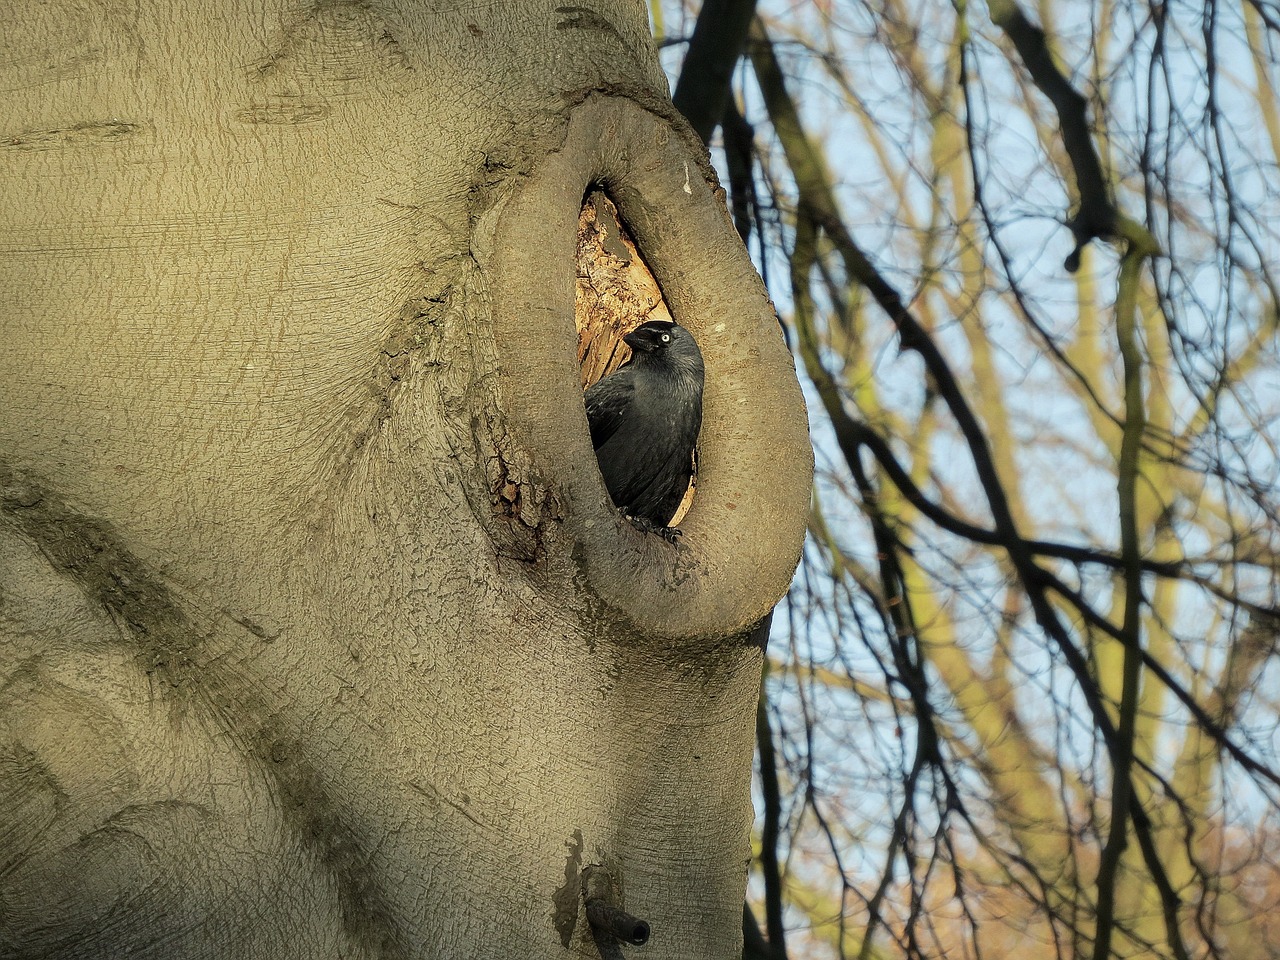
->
[0, 3, 811, 958]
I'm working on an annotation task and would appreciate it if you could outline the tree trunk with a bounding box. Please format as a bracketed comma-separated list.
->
[0, 3, 811, 959]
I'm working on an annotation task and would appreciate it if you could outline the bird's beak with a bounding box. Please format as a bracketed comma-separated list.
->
[622, 330, 643, 351]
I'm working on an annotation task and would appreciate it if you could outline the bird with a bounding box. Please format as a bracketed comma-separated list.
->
[584, 319, 704, 539]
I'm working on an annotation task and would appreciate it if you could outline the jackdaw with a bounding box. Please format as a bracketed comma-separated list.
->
[584, 319, 704, 538]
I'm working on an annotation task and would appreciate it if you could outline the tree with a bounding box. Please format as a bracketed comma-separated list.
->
[0, 3, 812, 958]
[653, 1, 1280, 958]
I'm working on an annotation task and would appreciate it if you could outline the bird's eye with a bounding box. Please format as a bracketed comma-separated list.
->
[661, 333, 671, 343]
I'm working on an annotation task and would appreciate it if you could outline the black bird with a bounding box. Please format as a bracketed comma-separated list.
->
[584, 319, 705, 538]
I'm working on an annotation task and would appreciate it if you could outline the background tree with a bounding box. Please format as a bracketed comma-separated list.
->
[658, 1, 1280, 958]
[0, 3, 811, 958]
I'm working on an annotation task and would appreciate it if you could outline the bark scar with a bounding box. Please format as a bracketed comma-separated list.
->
[487, 441, 563, 563]
[551, 829, 584, 948]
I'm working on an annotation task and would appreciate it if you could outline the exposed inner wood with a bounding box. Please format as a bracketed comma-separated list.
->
[575, 190, 674, 386]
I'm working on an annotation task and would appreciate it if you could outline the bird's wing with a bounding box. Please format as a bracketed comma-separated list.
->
[584, 370, 635, 449]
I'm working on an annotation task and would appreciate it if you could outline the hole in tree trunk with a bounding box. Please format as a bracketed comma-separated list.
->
[575, 188, 696, 525]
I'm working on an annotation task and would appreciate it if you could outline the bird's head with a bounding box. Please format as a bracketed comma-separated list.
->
[622, 320, 678, 353]
[622, 321, 703, 374]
